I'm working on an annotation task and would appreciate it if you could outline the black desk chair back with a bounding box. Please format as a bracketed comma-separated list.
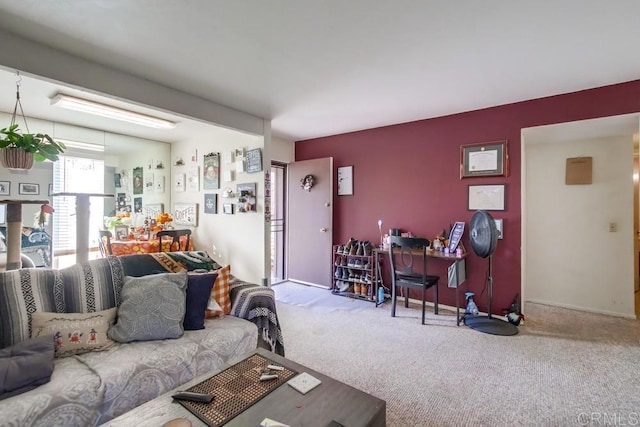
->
[156, 229, 191, 252]
[98, 230, 113, 257]
[388, 236, 440, 324]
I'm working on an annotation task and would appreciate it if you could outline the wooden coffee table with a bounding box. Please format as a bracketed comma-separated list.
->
[103, 348, 386, 427]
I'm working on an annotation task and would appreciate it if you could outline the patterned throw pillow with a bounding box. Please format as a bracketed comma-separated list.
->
[108, 272, 187, 343]
[206, 265, 231, 318]
[31, 308, 117, 358]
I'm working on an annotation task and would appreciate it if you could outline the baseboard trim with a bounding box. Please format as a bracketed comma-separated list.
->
[526, 299, 637, 319]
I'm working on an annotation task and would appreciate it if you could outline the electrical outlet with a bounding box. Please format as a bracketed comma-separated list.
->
[608, 222, 618, 232]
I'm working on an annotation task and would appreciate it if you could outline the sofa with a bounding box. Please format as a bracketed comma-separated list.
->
[0, 251, 284, 426]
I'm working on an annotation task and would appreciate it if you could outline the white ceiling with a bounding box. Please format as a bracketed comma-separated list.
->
[0, 1, 638, 142]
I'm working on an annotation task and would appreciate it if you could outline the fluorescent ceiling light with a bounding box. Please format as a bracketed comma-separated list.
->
[56, 139, 105, 152]
[51, 94, 177, 129]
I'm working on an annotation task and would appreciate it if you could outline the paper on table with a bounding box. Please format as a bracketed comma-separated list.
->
[260, 418, 290, 427]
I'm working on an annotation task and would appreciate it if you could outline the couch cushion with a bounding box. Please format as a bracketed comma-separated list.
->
[184, 273, 217, 330]
[60, 257, 125, 313]
[206, 264, 231, 317]
[108, 272, 187, 342]
[0, 334, 55, 400]
[0, 269, 65, 349]
[31, 308, 117, 357]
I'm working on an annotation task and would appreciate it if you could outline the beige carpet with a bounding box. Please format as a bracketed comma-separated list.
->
[274, 282, 640, 426]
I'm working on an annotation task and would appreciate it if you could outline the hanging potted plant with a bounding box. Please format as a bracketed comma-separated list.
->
[0, 71, 66, 170]
[0, 124, 66, 170]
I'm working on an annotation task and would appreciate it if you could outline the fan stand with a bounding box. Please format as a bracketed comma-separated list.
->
[464, 255, 518, 336]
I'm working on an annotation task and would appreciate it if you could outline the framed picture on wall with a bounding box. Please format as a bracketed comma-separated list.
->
[337, 166, 353, 196]
[19, 183, 39, 195]
[203, 152, 220, 190]
[204, 194, 217, 214]
[460, 140, 508, 178]
[223, 203, 234, 215]
[0, 181, 10, 196]
[467, 184, 506, 211]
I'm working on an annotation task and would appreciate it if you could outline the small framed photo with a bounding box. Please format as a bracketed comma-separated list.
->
[337, 166, 353, 196]
[114, 225, 129, 241]
[223, 203, 234, 215]
[461, 140, 508, 178]
[19, 183, 39, 195]
[494, 218, 504, 239]
[0, 181, 10, 196]
[468, 184, 506, 211]
[204, 194, 217, 214]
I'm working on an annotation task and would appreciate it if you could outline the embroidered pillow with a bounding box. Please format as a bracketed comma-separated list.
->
[31, 308, 117, 358]
[108, 272, 187, 342]
[206, 265, 231, 318]
[184, 273, 217, 330]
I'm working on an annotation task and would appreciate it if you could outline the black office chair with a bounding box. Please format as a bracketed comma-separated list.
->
[98, 230, 114, 257]
[388, 236, 440, 324]
[156, 229, 191, 252]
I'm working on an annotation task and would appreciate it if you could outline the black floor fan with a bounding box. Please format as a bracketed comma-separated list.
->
[464, 210, 519, 336]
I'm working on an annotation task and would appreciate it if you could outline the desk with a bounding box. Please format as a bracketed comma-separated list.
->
[374, 248, 468, 325]
[111, 235, 192, 255]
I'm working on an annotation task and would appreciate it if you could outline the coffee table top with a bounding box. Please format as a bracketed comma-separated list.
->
[103, 348, 386, 427]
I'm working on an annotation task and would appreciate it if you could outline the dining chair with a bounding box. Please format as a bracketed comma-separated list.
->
[388, 236, 440, 324]
[156, 229, 192, 252]
[98, 230, 114, 257]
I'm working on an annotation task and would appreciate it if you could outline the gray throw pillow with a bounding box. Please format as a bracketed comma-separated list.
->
[107, 272, 187, 343]
[0, 334, 55, 400]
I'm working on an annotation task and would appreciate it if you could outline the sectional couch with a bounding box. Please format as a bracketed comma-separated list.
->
[0, 251, 284, 426]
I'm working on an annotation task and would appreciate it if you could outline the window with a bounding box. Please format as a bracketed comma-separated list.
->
[53, 156, 104, 252]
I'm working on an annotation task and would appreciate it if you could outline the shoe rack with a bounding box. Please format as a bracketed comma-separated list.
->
[331, 240, 380, 302]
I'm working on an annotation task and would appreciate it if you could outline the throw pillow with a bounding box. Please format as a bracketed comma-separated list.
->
[0, 335, 54, 400]
[31, 308, 117, 358]
[184, 273, 217, 330]
[206, 265, 231, 318]
[0, 269, 65, 349]
[108, 272, 187, 343]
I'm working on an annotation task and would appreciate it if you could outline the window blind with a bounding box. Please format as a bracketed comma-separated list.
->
[53, 156, 105, 252]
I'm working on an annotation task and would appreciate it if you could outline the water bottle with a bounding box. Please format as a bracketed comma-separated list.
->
[465, 292, 479, 315]
[377, 287, 385, 303]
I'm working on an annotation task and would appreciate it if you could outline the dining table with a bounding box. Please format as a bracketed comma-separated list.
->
[110, 233, 192, 255]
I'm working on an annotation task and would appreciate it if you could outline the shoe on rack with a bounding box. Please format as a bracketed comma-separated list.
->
[338, 281, 349, 292]
[334, 267, 342, 279]
[341, 257, 348, 266]
[342, 269, 350, 280]
[362, 241, 373, 256]
[356, 241, 365, 256]
[334, 256, 342, 266]
[344, 237, 357, 255]
[347, 258, 354, 267]
[354, 283, 361, 294]
[349, 240, 359, 256]
[360, 284, 369, 296]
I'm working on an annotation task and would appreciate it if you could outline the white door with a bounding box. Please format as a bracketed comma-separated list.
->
[287, 158, 333, 287]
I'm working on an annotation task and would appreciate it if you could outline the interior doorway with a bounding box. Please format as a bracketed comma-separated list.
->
[522, 114, 640, 319]
[270, 162, 287, 284]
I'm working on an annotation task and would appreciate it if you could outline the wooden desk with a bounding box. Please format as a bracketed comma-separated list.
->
[374, 248, 468, 325]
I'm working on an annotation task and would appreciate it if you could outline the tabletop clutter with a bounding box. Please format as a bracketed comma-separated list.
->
[382, 225, 465, 255]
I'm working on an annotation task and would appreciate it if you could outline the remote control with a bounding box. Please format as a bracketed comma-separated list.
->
[172, 391, 214, 403]
[267, 364, 285, 371]
[260, 373, 278, 381]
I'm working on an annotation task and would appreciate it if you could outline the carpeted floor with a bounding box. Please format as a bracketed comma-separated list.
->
[273, 281, 640, 427]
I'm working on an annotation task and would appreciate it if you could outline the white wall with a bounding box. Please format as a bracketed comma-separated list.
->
[525, 135, 635, 317]
[272, 136, 295, 163]
[171, 129, 266, 284]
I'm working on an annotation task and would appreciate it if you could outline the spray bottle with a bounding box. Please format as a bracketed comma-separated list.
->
[465, 292, 479, 315]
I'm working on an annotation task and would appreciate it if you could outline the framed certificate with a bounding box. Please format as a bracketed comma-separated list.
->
[460, 140, 508, 178]
[468, 184, 506, 211]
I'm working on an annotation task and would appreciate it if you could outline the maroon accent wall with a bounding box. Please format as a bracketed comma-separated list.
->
[295, 79, 640, 314]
